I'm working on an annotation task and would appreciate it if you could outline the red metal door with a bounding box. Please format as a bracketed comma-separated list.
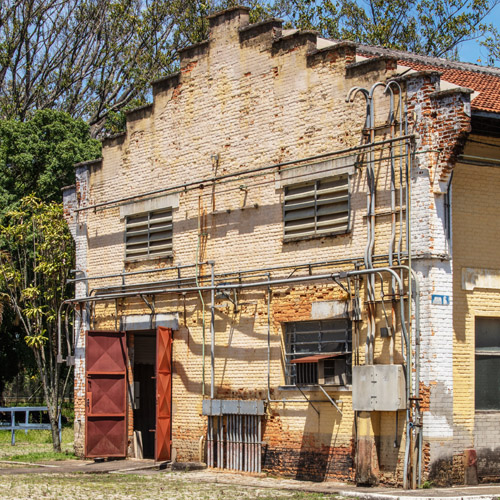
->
[85, 330, 128, 458]
[155, 326, 172, 461]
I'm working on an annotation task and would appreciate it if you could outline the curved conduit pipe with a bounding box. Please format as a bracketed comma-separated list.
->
[346, 86, 375, 365]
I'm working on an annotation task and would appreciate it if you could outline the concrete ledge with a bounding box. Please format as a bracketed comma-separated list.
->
[73, 158, 102, 169]
[346, 56, 397, 78]
[171, 461, 207, 471]
[430, 87, 474, 99]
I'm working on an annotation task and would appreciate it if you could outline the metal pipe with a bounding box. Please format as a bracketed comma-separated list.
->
[196, 199, 207, 397]
[347, 86, 374, 366]
[75, 135, 415, 214]
[385, 83, 397, 366]
[68, 262, 204, 283]
[238, 414, 242, 471]
[258, 416, 262, 473]
[210, 261, 215, 400]
[318, 385, 343, 415]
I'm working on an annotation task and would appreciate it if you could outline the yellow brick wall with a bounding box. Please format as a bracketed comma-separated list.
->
[453, 134, 500, 477]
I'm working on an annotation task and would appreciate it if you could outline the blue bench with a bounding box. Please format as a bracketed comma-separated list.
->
[0, 406, 61, 445]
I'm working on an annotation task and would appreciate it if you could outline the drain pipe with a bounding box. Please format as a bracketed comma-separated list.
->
[210, 261, 216, 400]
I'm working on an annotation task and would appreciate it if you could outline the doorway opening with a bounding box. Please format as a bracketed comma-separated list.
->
[132, 331, 156, 459]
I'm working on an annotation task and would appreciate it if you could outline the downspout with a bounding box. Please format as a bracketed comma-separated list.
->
[210, 261, 215, 400]
[195, 197, 207, 396]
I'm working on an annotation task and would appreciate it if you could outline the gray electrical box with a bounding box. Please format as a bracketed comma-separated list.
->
[352, 365, 406, 411]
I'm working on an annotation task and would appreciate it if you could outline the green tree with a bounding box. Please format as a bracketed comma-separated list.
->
[0, 196, 73, 451]
[0, 110, 99, 430]
[0, 0, 211, 136]
[273, 0, 499, 59]
[0, 109, 101, 211]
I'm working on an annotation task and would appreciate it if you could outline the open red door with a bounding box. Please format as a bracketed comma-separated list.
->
[85, 331, 128, 458]
[155, 326, 172, 461]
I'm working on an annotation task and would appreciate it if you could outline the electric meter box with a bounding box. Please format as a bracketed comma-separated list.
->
[352, 364, 406, 411]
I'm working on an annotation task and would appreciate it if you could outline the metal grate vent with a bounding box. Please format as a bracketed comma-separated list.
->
[125, 208, 173, 261]
[284, 175, 350, 240]
[207, 415, 261, 472]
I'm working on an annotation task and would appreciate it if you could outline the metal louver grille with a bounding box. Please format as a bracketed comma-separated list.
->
[125, 209, 173, 260]
[284, 175, 350, 240]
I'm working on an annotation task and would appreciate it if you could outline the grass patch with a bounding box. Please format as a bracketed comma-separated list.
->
[0, 426, 75, 460]
[7, 450, 76, 462]
[0, 473, 343, 500]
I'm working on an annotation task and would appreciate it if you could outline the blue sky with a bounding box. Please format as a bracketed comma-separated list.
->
[454, 4, 500, 65]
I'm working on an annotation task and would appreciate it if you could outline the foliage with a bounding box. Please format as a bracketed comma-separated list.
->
[273, 0, 499, 59]
[0, 307, 35, 405]
[0, 196, 74, 451]
[0, 109, 101, 211]
[0, 0, 213, 137]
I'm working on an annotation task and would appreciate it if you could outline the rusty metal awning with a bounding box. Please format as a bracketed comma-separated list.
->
[290, 352, 347, 363]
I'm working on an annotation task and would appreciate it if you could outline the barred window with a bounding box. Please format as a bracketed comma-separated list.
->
[125, 208, 173, 261]
[284, 319, 352, 386]
[283, 175, 350, 240]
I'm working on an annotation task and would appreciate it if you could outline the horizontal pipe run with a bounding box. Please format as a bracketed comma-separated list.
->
[75, 135, 415, 213]
[68, 262, 207, 283]
[64, 272, 344, 303]
[70, 253, 405, 290]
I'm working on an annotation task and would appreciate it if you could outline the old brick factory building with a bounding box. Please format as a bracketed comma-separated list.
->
[61, 7, 500, 488]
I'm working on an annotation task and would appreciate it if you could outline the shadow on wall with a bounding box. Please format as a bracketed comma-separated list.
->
[295, 404, 341, 481]
[477, 447, 500, 483]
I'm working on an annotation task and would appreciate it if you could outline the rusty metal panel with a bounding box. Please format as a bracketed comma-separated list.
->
[155, 326, 172, 462]
[85, 331, 127, 458]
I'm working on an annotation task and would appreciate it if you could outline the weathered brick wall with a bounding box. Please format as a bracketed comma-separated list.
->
[62, 6, 480, 485]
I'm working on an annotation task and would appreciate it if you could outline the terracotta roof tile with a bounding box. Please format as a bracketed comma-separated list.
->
[354, 44, 500, 114]
[399, 61, 500, 113]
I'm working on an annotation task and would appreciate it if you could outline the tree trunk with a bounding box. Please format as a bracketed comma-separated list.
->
[34, 348, 61, 452]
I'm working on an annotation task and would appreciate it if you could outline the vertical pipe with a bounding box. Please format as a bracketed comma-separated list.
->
[231, 414, 235, 471]
[237, 415, 241, 471]
[216, 416, 220, 468]
[239, 414, 243, 472]
[210, 261, 215, 399]
[231, 414, 235, 470]
[211, 416, 214, 468]
[207, 417, 211, 467]
[252, 416, 256, 473]
[220, 415, 224, 469]
[245, 415, 249, 472]
[226, 415, 233, 470]
[251, 415, 254, 473]
[227, 415, 231, 470]
[266, 282, 272, 402]
[254, 416, 258, 473]
[258, 416, 262, 473]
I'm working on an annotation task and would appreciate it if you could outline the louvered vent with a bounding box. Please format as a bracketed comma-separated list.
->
[283, 175, 350, 240]
[125, 209, 173, 260]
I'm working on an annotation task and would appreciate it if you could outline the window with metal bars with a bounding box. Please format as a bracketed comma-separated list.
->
[125, 208, 173, 261]
[284, 319, 352, 386]
[283, 175, 350, 240]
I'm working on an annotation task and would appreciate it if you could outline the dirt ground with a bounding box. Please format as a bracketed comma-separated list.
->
[0, 471, 337, 500]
